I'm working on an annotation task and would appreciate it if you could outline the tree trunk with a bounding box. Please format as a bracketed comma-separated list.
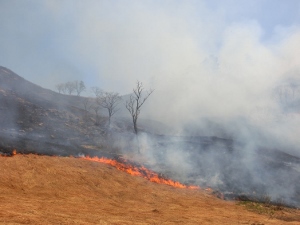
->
[133, 119, 138, 135]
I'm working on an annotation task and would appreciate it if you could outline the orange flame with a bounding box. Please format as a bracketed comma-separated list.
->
[1, 151, 199, 189]
[82, 156, 199, 189]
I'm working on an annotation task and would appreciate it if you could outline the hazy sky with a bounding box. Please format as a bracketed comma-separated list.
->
[0, 0, 299, 94]
[1, 1, 300, 144]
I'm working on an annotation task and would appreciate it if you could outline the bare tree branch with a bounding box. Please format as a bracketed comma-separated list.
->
[97, 92, 121, 126]
[55, 83, 66, 94]
[74, 80, 86, 96]
[125, 81, 154, 135]
[65, 81, 75, 95]
[90, 86, 102, 97]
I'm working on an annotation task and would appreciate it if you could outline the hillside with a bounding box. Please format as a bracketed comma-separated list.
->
[0, 154, 299, 224]
[0, 66, 125, 157]
[0, 66, 169, 156]
[0, 65, 300, 217]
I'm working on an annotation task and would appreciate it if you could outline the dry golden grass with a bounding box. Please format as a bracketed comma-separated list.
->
[0, 154, 299, 224]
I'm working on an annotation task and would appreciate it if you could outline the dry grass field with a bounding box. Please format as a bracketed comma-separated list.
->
[0, 154, 299, 224]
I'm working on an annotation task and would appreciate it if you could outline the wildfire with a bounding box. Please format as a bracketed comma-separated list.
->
[2, 150, 199, 190]
[81, 155, 199, 189]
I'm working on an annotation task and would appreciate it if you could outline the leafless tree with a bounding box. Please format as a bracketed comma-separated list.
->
[126, 81, 154, 135]
[56, 81, 85, 96]
[55, 83, 65, 94]
[74, 80, 86, 96]
[97, 92, 121, 126]
[90, 86, 102, 97]
[65, 81, 76, 95]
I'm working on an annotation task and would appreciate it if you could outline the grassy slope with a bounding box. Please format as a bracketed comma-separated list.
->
[0, 154, 299, 225]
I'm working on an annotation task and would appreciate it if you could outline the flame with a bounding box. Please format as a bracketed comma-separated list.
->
[1, 150, 199, 189]
[82, 156, 199, 189]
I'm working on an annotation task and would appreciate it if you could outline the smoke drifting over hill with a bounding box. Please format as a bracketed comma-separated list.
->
[1, 1, 300, 146]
